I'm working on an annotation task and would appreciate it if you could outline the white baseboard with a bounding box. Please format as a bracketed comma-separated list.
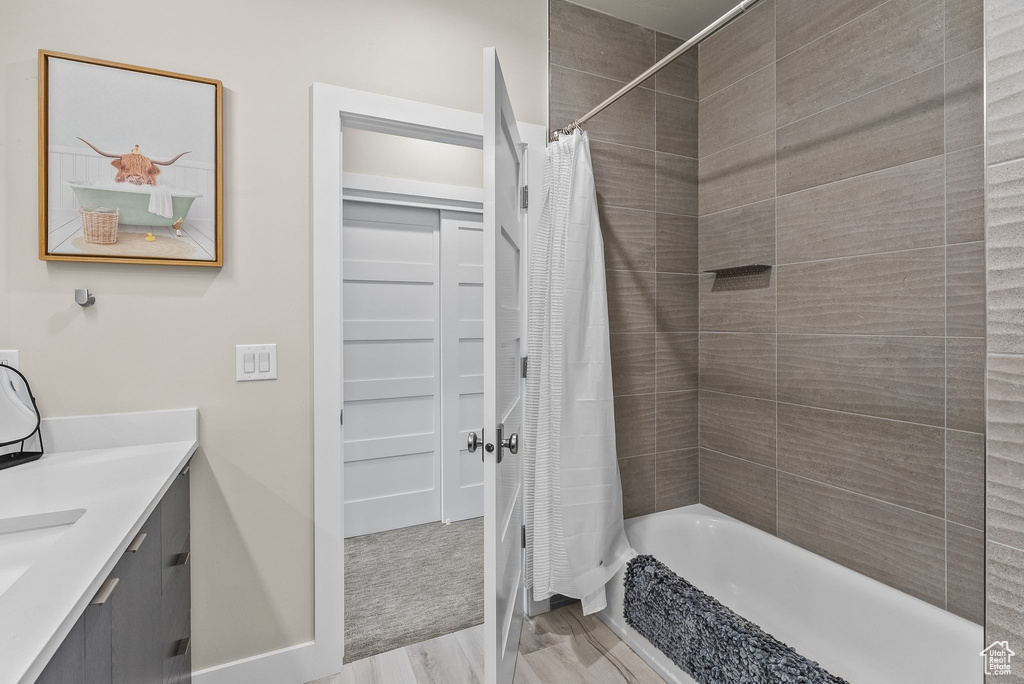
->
[192, 641, 318, 684]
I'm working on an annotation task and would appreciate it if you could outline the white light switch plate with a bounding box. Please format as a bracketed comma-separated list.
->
[236, 344, 277, 381]
[0, 350, 19, 370]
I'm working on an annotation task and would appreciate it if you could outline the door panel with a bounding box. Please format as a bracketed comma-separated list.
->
[342, 201, 443, 537]
[440, 211, 485, 522]
[483, 47, 526, 684]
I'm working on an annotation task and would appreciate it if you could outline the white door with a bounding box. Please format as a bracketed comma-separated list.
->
[341, 201, 442, 537]
[481, 47, 526, 684]
[440, 211, 485, 522]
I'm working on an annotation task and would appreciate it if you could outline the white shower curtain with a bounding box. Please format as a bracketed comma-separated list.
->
[524, 130, 633, 615]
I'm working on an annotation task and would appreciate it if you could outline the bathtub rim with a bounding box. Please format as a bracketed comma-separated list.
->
[64, 179, 203, 199]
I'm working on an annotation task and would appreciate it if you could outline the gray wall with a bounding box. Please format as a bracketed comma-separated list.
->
[696, 0, 985, 622]
[986, 0, 1024, 672]
[548, 0, 701, 518]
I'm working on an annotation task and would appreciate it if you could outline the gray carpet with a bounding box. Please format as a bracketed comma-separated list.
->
[344, 517, 484, 663]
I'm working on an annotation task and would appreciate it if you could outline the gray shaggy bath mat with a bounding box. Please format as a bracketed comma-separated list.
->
[624, 555, 849, 684]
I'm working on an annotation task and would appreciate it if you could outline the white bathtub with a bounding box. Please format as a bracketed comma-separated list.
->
[598, 504, 983, 684]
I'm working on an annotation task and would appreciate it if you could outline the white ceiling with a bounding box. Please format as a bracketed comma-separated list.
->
[570, 0, 739, 40]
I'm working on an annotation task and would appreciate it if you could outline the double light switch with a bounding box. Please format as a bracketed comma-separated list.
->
[236, 344, 277, 381]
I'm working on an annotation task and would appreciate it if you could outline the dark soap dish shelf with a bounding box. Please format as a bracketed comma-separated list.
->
[704, 264, 772, 277]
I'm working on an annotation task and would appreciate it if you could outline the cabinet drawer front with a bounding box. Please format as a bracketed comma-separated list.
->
[161, 470, 190, 591]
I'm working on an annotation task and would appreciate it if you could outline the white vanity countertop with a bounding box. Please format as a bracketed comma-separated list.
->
[0, 409, 198, 684]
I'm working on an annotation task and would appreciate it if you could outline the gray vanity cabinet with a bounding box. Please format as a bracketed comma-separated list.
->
[36, 465, 191, 684]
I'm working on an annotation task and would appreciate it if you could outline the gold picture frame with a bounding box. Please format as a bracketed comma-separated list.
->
[38, 50, 223, 266]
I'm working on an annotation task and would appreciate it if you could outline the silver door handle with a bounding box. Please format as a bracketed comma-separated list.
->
[502, 432, 518, 455]
[468, 431, 480, 453]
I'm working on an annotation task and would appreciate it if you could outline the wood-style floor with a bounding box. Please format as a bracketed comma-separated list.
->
[309, 603, 666, 684]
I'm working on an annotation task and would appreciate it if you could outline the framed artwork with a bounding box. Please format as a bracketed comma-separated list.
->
[38, 50, 223, 266]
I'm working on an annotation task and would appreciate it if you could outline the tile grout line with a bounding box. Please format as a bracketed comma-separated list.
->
[943, 4, 949, 608]
[773, 3, 780, 536]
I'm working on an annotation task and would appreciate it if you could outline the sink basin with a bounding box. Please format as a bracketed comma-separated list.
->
[0, 510, 85, 599]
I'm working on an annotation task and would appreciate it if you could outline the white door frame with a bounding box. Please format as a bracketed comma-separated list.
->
[310, 82, 545, 681]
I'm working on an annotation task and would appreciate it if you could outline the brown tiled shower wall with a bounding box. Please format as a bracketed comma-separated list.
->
[549, 0, 986, 624]
[985, 0, 1024, 669]
[549, 0, 702, 519]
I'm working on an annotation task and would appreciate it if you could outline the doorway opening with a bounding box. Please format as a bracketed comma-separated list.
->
[340, 131, 486, 663]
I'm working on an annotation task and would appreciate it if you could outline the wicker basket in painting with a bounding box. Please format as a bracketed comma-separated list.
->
[80, 207, 119, 244]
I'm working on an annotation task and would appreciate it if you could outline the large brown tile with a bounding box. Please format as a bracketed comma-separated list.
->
[776, 0, 943, 127]
[609, 333, 655, 396]
[699, 65, 775, 158]
[698, 199, 775, 272]
[700, 390, 776, 467]
[988, 354, 1024, 550]
[777, 248, 945, 336]
[778, 403, 944, 515]
[655, 33, 698, 100]
[775, 0, 888, 59]
[776, 156, 944, 263]
[699, 332, 777, 400]
[945, 146, 985, 245]
[987, 541, 1024, 667]
[614, 393, 656, 459]
[700, 449, 777, 534]
[656, 93, 698, 158]
[987, 0, 1024, 165]
[606, 270, 656, 333]
[549, 66, 655, 149]
[699, 271, 776, 333]
[655, 390, 698, 451]
[945, 49, 985, 153]
[946, 338, 985, 433]
[655, 273, 699, 332]
[619, 454, 656, 518]
[777, 334, 945, 425]
[699, 132, 776, 216]
[946, 243, 986, 338]
[656, 153, 698, 216]
[610, 389, 659, 458]
[945, 523, 984, 624]
[777, 66, 944, 195]
[656, 448, 699, 511]
[945, 0, 983, 60]
[988, 160, 1024, 354]
[655, 213, 698, 274]
[699, 0, 775, 99]
[549, 0, 655, 83]
[590, 140, 655, 211]
[946, 429, 985, 530]
[777, 473, 946, 607]
[599, 206, 655, 272]
[655, 332, 698, 392]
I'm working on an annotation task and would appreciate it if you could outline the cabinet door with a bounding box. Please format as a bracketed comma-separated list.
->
[111, 508, 163, 684]
[35, 614, 85, 684]
[84, 599, 113, 684]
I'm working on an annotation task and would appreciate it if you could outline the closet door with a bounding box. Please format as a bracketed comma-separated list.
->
[440, 211, 485, 522]
[342, 201, 442, 537]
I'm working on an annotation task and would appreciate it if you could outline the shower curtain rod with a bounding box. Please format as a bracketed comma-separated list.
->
[551, 0, 764, 142]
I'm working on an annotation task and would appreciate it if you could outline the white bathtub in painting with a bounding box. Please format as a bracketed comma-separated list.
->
[598, 504, 983, 684]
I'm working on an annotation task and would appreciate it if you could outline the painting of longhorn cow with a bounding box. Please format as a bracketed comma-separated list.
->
[38, 51, 223, 266]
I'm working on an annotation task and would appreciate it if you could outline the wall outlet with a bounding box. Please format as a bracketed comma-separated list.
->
[0, 350, 19, 370]
[236, 344, 277, 382]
